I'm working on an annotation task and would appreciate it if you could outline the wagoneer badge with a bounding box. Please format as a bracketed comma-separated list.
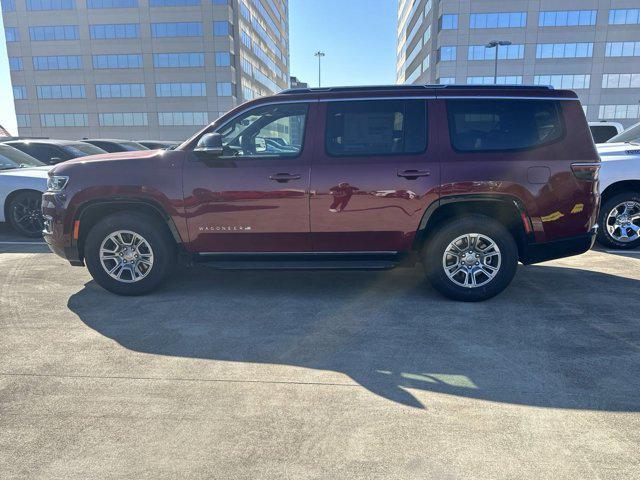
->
[198, 225, 252, 232]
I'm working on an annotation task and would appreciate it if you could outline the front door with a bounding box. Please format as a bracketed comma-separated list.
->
[310, 98, 440, 252]
[183, 101, 315, 252]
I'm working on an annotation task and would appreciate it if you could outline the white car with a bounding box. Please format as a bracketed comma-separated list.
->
[596, 141, 640, 249]
[0, 144, 51, 237]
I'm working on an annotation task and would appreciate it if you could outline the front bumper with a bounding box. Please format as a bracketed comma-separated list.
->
[42, 191, 83, 266]
[520, 226, 597, 265]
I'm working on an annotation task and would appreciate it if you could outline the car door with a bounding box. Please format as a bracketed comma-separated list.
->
[183, 101, 316, 252]
[309, 97, 440, 252]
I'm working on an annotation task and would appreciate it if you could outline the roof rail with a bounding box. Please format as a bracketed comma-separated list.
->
[278, 84, 447, 95]
[440, 84, 554, 90]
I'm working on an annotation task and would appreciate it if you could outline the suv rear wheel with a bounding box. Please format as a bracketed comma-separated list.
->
[597, 191, 640, 250]
[84, 212, 176, 295]
[423, 215, 518, 302]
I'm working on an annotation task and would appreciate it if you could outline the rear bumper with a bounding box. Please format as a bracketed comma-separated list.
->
[520, 227, 597, 265]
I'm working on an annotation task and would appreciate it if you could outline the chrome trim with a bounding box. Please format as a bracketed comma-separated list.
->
[198, 251, 398, 256]
[319, 96, 435, 102]
[438, 96, 579, 101]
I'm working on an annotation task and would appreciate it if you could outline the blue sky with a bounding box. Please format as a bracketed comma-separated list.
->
[0, 0, 398, 135]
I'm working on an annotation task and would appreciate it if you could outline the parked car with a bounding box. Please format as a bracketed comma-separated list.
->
[606, 121, 640, 144]
[0, 144, 50, 237]
[43, 85, 600, 301]
[589, 121, 624, 144]
[3, 140, 107, 165]
[81, 139, 149, 153]
[137, 140, 181, 150]
[596, 141, 640, 249]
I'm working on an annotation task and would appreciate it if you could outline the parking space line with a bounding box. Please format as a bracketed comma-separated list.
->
[0, 241, 47, 245]
[605, 250, 640, 255]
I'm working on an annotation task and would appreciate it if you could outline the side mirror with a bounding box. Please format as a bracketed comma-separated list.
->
[194, 133, 223, 156]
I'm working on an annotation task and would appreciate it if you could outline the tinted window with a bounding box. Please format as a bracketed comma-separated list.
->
[325, 100, 427, 157]
[590, 125, 619, 143]
[213, 103, 308, 158]
[0, 145, 45, 170]
[64, 143, 107, 157]
[447, 99, 565, 152]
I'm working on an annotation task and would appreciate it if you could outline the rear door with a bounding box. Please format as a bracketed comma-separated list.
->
[309, 97, 440, 252]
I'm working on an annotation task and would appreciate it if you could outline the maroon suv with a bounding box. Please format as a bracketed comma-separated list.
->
[42, 85, 600, 301]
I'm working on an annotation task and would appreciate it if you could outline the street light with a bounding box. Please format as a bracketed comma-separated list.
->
[485, 41, 512, 85]
[314, 51, 325, 87]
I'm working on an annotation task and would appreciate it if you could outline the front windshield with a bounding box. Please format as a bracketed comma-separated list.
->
[119, 141, 149, 151]
[64, 143, 108, 157]
[0, 145, 45, 170]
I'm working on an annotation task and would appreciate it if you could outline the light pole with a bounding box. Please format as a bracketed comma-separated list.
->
[485, 41, 512, 85]
[314, 51, 325, 87]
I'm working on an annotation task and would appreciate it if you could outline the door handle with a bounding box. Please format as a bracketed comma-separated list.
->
[269, 173, 302, 183]
[397, 170, 431, 180]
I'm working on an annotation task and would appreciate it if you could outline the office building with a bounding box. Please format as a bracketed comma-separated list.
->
[397, 0, 640, 126]
[2, 0, 289, 140]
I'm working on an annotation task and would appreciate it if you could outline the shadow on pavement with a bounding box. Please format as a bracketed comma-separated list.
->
[67, 263, 640, 411]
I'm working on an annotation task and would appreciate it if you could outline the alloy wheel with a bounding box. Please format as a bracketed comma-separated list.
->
[11, 195, 43, 236]
[606, 201, 640, 243]
[442, 233, 502, 288]
[99, 230, 154, 283]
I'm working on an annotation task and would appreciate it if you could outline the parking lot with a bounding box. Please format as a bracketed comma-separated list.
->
[0, 224, 639, 479]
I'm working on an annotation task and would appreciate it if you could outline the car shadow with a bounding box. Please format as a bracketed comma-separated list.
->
[67, 263, 640, 411]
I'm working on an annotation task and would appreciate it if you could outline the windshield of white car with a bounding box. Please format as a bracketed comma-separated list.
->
[64, 143, 108, 157]
[607, 121, 640, 143]
[0, 145, 46, 170]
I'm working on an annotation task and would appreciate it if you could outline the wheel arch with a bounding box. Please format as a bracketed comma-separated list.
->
[414, 195, 532, 259]
[601, 180, 640, 202]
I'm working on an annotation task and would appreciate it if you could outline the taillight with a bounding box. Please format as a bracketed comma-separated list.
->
[571, 162, 600, 182]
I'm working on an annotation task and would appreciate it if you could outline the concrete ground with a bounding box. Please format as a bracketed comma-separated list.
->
[0, 224, 639, 479]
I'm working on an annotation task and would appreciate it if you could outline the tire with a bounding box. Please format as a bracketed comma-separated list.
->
[596, 191, 640, 250]
[84, 212, 176, 295]
[422, 215, 519, 302]
[7, 191, 43, 238]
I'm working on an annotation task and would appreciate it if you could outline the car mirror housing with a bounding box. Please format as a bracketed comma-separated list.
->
[194, 133, 223, 156]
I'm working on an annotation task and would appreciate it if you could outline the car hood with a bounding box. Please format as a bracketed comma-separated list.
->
[597, 142, 640, 159]
[59, 149, 163, 167]
[0, 165, 52, 178]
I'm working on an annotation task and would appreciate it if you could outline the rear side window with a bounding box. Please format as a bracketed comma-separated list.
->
[447, 99, 565, 152]
[325, 100, 427, 157]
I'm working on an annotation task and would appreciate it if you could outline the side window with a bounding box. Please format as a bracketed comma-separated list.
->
[325, 100, 427, 157]
[216, 103, 308, 158]
[447, 99, 565, 152]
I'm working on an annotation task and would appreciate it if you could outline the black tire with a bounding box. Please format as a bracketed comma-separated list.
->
[84, 212, 176, 295]
[7, 190, 43, 238]
[422, 215, 519, 302]
[596, 191, 640, 250]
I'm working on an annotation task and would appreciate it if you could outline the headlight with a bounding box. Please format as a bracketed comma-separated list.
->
[47, 175, 69, 191]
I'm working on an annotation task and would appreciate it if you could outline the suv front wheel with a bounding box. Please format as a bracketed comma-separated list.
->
[423, 215, 518, 302]
[84, 212, 176, 295]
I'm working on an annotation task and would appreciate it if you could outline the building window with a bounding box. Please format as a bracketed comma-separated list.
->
[609, 9, 640, 25]
[151, 22, 202, 37]
[213, 21, 230, 36]
[438, 77, 456, 85]
[326, 100, 427, 157]
[9, 57, 23, 71]
[158, 112, 208, 126]
[468, 44, 524, 60]
[240, 29, 252, 48]
[13, 86, 27, 100]
[5, 27, 19, 42]
[602, 73, 640, 89]
[447, 100, 564, 152]
[96, 84, 145, 98]
[40, 113, 88, 127]
[534, 74, 590, 89]
[216, 82, 233, 96]
[29, 25, 79, 41]
[423, 25, 431, 44]
[155, 83, 206, 97]
[92, 54, 143, 69]
[38, 85, 86, 99]
[470, 12, 527, 29]
[153, 53, 204, 68]
[599, 105, 640, 120]
[1, 0, 16, 11]
[605, 42, 640, 57]
[16, 115, 30, 128]
[536, 43, 593, 59]
[440, 14, 458, 30]
[467, 76, 523, 85]
[149, 0, 200, 6]
[422, 53, 430, 72]
[405, 64, 421, 84]
[27, 0, 75, 10]
[539, 10, 597, 27]
[87, 0, 137, 8]
[215, 52, 231, 66]
[90, 24, 140, 39]
[242, 85, 255, 101]
[33, 56, 82, 70]
[99, 112, 148, 126]
[439, 46, 456, 62]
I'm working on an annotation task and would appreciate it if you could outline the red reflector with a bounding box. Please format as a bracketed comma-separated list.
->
[73, 220, 80, 240]
[521, 212, 532, 234]
[571, 162, 600, 181]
